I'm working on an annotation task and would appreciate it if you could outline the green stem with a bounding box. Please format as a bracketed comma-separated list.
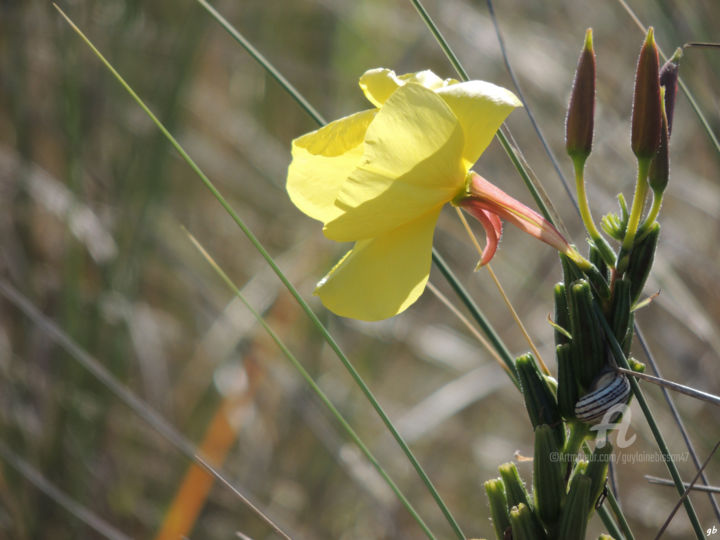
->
[187, 232, 438, 540]
[574, 158, 601, 240]
[55, 8, 465, 540]
[594, 302, 705, 539]
[621, 158, 651, 252]
[639, 190, 663, 235]
[564, 422, 590, 456]
[605, 487, 635, 540]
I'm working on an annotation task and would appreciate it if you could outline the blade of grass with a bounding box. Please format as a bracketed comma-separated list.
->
[183, 228, 438, 540]
[194, 0, 326, 127]
[0, 278, 292, 539]
[53, 6, 461, 538]
[595, 301, 705, 539]
[0, 441, 131, 540]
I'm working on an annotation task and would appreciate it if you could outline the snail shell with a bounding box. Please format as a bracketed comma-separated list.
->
[574, 370, 631, 423]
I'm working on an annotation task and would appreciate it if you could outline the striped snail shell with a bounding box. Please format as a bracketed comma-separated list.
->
[574, 369, 631, 423]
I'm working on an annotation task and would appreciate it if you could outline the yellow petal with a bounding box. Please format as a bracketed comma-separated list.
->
[435, 81, 522, 166]
[360, 68, 454, 107]
[359, 68, 402, 107]
[324, 83, 465, 241]
[286, 109, 377, 223]
[316, 208, 441, 321]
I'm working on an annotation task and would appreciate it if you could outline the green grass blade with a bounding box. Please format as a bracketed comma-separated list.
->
[184, 229, 438, 540]
[194, 0, 326, 127]
[0, 440, 131, 540]
[54, 6, 463, 539]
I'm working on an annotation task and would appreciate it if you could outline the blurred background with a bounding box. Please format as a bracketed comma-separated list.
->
[1, 0, 719, 538]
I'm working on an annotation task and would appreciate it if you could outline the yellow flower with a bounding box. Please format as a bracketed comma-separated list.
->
[287, 68, 559, 321]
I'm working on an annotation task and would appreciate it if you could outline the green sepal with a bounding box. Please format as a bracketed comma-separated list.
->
[557, 343, 579, 419]
[557, 474, 592, 540]
[622, 312, 635, 355]
[499, 462, 534, 513]
[567, 280, 606, 389]
[509, 503, 547, 540]
[590, 236, 616, 270]
[561, 253, 584, 289]
[516, 354, 565, 448]
[554, 283, 571, 347]
[609, 278, 632, 345]
[627, 222, 660, 303]
[533, 425, 566, 530]
[484, 478, 511, 540]
[589, 244, 609, 281]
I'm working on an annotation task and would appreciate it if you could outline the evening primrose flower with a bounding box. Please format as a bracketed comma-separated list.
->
[287, 68, 573, 321]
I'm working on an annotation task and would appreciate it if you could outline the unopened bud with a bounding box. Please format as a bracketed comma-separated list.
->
[660, 48, 682, 136]
[631, 28, 662, 161]
[648, 87, 670, 194]
[566, 29, 596, 162]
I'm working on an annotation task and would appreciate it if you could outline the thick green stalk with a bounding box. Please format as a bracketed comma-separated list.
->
[621, 158, 652, 252]
[55, 8, 465, 539]
[187, 232, 437, 540]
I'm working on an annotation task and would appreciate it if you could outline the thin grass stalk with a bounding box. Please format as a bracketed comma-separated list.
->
[597, 503, 626, 540]
[0, 279, 292, 539]
[595, 302, 704, 539]
[605, 485, 635, 540]
[53, 7, 464, 538]
[184, 230, 438, 540]
[432, 249, 519, 387]
[655, 440, 720, 539]
[0, 441, 131, 540]
[194, 0, 326, 127]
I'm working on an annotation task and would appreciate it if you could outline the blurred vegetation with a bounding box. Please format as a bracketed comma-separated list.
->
[1, 0, 719, 538]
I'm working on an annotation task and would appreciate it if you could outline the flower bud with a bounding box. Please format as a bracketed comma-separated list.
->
[509, 503, 543, 540]
[660, 48, 682, 136]
[484, 478, 511, 540]
[516, 354, 565, 448]
[631, 28, 662, 161]
[566, 29, 596, 162]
